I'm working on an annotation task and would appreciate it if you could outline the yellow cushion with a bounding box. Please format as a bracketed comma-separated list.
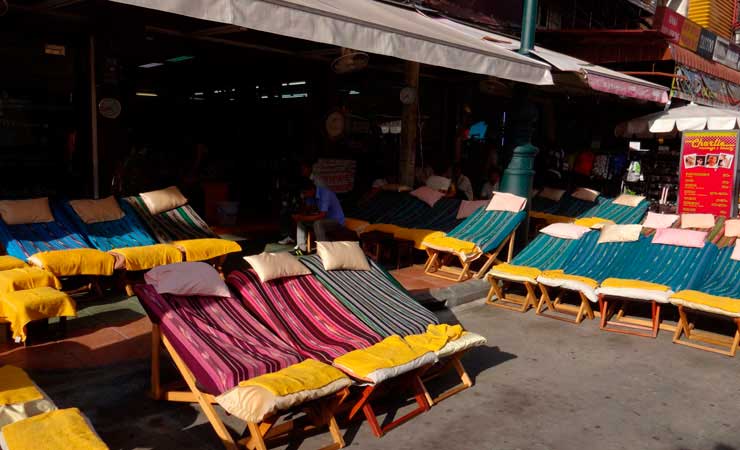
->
[422, 233, 478, 254]
[540, 270, 599, 288]
[0, 267, 61, 293]
[68, 196, 124, 224]
[240, 359, 348, 396]
[109, 244, 182, 271]
[0, 365, 43, 406]
[404, 324, 464, 352]
[2, 408, 109, 450]
[29, 249, 115, 276]
[0, 255, 27, 271]
[574, 217, 615, 229]
[671, 290, 740, 314]
[173, 238, 241, 262]
[333, 335, 434, 383]
[394, 228, 444, 250]
[363, 223, 402, 235]
[344, 218, 370, 233]
[601, 278, 670, 291]
[0, 287, 76, 342]
[488, 263, 541, 281]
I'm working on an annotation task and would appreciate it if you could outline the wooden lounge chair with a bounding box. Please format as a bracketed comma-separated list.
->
[135, 284, 349, 450]
[423, 208, 526, 282]
[299, 255, 486, 406]
[227, 270, 437, 436]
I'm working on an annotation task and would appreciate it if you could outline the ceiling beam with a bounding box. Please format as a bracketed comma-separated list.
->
[192, 24, 246, 37]
[33, 0, 86, 10]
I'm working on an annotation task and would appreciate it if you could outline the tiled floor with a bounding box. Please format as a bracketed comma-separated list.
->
[0, 266, 451, 371]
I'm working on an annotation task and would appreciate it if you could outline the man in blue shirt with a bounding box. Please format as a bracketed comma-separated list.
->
[293, 179, 345, 251]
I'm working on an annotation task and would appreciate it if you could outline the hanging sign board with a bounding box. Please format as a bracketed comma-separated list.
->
[697, 28, 718, 60]
[678, 19, 702, 52]
[312, 159, 357, 193]
[679, 130, 739, 217]
[653, 6, 684, 43]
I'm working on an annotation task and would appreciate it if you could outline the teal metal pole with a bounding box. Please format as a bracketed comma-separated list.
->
[518, 0, 538, 55]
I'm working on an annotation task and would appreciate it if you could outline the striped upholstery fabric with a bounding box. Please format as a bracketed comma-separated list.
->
[0, 203, 92, 260]
[446, 209, 526, 253]
[554, 231, 637, 282]
[392, 197, 462, 232]
[63, 200, 157, 251]
[123, 196, 216, 243]
[531, 195, 600, 218]
[689, 245, 740, 298]
[300, 255, 439, 338]
[578, 198, 649, 224]
[227, 270, 381, 363]
[531, 196, 560, 214]
[508, 233, 583, 271]
[134, 284, 302, 395]
[609, 237, 718, 291]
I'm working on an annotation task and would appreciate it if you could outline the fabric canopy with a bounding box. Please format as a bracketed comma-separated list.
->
[615, 103, 740, 137]
[435, 18, 668, 104]
[111, 0, 553, 85]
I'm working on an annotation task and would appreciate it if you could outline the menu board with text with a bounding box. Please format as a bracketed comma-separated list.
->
[679, 131, 739, 217]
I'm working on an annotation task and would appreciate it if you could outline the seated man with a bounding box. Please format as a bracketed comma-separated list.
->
[293, 178, 347, 251]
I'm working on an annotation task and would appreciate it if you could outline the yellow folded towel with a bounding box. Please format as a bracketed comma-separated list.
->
[540, 270, 598, 288]
[0, 267, 61, 294]
[422, 234, 479, 254]
[574, 217, 615, 229]
[334, 335, 431, 381]
[2, 408, 109, 450]
[239, 359, 347, 396]
[0, 365, 43, 406]
[601, 278, 670, 291]
[404, 324, 464, 352]
[173, 238, 241, 262]
[489, 263, 541, 281]
[29, 249, 115, 277]
[109, 244, 182, 271]
[671, 290, 740, 314]
[0, 255, 27, 271]
[0, 287, 76, 342]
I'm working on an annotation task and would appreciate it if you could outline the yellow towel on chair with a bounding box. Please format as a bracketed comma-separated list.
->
[29, 249, 115, 277]
[601, 278, 670, 291]
[344, 218, 370, 233]
[0, 267, 61, 294]
[671, 290, 740, 314]
[333, 335, 433, 382]
[239, 359, 347, 396]
[0, 255, 26, 271]
[2, 408, 109, 450]
[422, 234, 478, 253]
[173, 238, 241, 262]
[404, 324, 464, 352]
[540, 270, 598, 288]
[0, 365, 43, 406]
[489, 263, 541, 281]
[574, 217, 615, 229]
[0, 287, 77, 342]
[109, 244, 182, 271]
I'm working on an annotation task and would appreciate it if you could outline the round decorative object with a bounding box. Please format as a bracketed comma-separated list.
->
[399, 86, 417, 105]
[98, 98, 122, 119]
[325, 111, 345, 138]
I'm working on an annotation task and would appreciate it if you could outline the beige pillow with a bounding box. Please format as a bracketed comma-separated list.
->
[316, 241, 371, 271]
[681, 213, 715, 229]
[140, 186, 188, 215]
[0, 198, 54, 225]
[597, 224, 642, 244]
[725, 219, 740, 238]
[538, 187, 566, 202]
[613, 194, 646, 207]
[69, 196, 124, 224]
[571, 188, 600, 202]
[244, 252, 311, 282]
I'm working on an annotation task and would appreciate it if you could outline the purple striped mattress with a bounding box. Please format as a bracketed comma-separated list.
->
[227, 270, 382, 363]
[134, 284, 302, 395]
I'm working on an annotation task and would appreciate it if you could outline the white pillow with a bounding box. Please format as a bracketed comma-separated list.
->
[485, 192, 527, 212]
[140, 186, 188, 215]
[244, 252, 311, 282]
[540, 223, 591, 240]
[145, 262, 230, 297]
[425, 175, 451, 192]
[597, 224, 642, 244]
[0, 198, 54, 225]
[538, 187, 566, 202]
[613, 194, 646, 207]
[316, 241, 370, 271]
[571, 188, 600, 202]
[641, 212, 679, 229]
[681, 213, 715, 229]
[732, 242, 740, 262]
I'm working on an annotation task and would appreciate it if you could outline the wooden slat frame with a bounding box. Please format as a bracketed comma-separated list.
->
[672, 305, 740, 357]
[536, 285, 595, 325]
[485, 276, 539, 313]
[598, 295, 661, 338]
[419, 351, 473, 405]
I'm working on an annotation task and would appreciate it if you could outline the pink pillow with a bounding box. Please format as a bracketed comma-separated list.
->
[725, 219, 740, 238]
[732, 243, 740, 262]
[486, 192, 527, 212]
[540, 223, 591, 240]
[652, 228, 706, 248]
[410, 186, 444, 207]
[145, 262, 230, 297]
[457, 200, 488, 219]
[642, 212, 679, 229]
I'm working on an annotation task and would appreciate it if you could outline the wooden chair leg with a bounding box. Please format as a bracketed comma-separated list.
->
[247, 423, 269, 450]
[506, 230, 517, 262]
[150, 325, 162, 400]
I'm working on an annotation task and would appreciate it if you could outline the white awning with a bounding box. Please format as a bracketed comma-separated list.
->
[110, 0, 553, 85]
[436, 18, 668, 103]
[615, 103, 740, 137]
